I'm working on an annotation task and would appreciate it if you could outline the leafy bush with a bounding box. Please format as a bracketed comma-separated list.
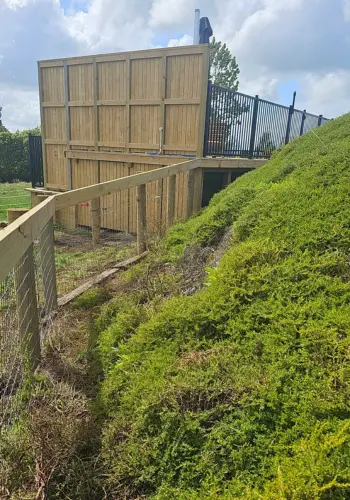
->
[95, 114, 350, 498]
[0, 127, 40, 182]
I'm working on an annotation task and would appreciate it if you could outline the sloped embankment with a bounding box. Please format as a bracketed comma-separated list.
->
[98, 114, 350, 499]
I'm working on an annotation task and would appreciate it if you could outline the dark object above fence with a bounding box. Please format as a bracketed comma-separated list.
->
[204, 82, 329, 158]
[29, 134, 44, 188]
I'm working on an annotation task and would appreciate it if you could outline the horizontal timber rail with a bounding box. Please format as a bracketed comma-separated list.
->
[55, 159, 200, 210]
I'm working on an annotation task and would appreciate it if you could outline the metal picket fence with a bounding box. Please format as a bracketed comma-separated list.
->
[204, 83, 329, 158]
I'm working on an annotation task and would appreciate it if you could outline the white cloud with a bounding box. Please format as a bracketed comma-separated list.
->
[0, 86, 39, 131]
[150, 0, 195, 28]
[298, 71, 350, 118]
[168, 34, 193, 47]
[1, 0, 350, 130]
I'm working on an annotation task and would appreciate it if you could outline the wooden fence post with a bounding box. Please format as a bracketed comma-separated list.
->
[186, 169, 196, 219]
[193, 168, 204, 213]
[91, 198, 101, 244]
[39, 216, 58, 315]
[7, 209, 41, 370]
[167, 174, 176, 227]
[136, 184, 147, 253]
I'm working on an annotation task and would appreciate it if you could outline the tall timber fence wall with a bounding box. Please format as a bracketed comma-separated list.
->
[0, 159, 201, 429]
[204, 82, 329, 158]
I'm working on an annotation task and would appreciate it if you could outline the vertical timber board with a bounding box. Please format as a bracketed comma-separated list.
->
[64, 61, 72, 189]
[167, 174, 176, 226]
[125, 54, 131, 152]
[137, 184, 147, 253]
[159, 55, 167, 154]
[93, 57, 99, 151]
[197, 44, 210, 157]
[37, 63, 48, 187]
[193, 167, 203, 212]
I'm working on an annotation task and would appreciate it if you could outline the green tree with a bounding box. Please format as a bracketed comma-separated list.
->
[0, 107, 8, 133]
[0, 126, 41, 182]
[256, 131, 276, 156]
[209, 37, 240, 90]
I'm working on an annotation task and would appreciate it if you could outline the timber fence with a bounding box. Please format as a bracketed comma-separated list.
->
[0, 159, 201, 429]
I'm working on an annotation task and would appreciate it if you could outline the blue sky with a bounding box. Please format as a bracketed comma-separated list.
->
[1, 0, 349, 130]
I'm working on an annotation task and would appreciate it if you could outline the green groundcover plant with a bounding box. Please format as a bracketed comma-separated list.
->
[96, 114, 350, 498]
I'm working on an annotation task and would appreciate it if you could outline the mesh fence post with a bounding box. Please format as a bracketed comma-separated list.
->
[137, 184, 147, 253]
[91, 198, 101, 244]
[7, 209, 41, 370]
[300, 110, 307, 136]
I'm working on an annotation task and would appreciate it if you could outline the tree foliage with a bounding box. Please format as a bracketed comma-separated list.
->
[0, 127, 40, 182]
[209, 37, 240, 90]
[256, 131, 276, 155]
[0, 107, 8, 133]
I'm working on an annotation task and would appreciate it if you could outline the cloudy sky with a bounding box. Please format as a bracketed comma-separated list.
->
[1, 0, 349, 131]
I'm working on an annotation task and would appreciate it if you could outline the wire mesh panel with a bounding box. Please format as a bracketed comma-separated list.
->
[0, 255, 39, 428]
[204, 83, 329, 158]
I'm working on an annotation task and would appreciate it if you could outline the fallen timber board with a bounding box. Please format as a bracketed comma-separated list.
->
[57, 251, 149, 307]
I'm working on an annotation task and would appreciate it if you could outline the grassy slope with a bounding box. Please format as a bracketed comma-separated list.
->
[0, 182, 30, 220]
[96, 114, 350, 499]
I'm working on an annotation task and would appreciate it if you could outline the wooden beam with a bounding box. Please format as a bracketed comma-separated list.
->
[200, 158, 268, 169]
[37, 62, 48, 187]
[0, 197, 55, 284]
[197, 45, 210, 157]
[54, 159, 200, 211]
[186, 169, 196, 218]
[97, 100, 126, 106]
[57, 252, 149, 307]
[167, 174, 176, 226]
[193, 168, 204, 212]
[91, 198, 101, 244]
[68, 101, 94, 107]
[64, 60, 72, 190]
[42, 102, 65, 108]
[159, 55, 167, 155]
[125, 54, 130, 152]
[38, 44, 207, 68]
[65, 150, 192, 166]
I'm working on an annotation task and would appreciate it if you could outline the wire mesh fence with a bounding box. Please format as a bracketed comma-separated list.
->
[0, 159, 199, 430]
[204, 82, 329, 158]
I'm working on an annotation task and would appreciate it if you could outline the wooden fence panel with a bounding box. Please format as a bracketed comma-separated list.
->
[38, 45, 209, 230]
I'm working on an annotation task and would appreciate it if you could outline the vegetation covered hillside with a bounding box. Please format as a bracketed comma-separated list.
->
[97, 114, 350, 499]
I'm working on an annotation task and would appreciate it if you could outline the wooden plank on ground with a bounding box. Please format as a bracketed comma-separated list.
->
[57, 251, 149, 307]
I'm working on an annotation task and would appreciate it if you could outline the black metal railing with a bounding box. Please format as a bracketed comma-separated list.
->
[204, 82, 329, 158]
[29, 134, 44, 188]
